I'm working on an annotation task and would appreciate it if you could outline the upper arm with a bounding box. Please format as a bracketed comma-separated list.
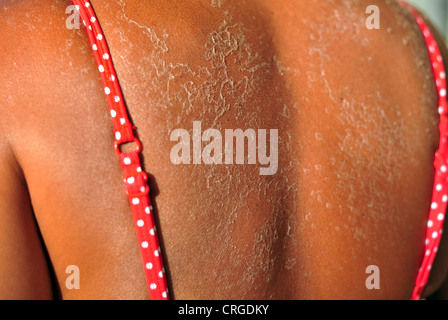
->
[0, 1, 54, 300]
[0, 140, 54, 299]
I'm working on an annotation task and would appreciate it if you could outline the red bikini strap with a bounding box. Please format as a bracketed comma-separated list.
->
[71, 0, 169, 300]
[70, 0, 448, 301]
[399, 0, 448, 300]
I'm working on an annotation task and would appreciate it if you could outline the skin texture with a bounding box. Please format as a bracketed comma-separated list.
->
[0, 0, 448, 299]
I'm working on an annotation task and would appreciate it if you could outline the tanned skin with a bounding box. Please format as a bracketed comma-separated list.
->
[0, 0, 448, 299]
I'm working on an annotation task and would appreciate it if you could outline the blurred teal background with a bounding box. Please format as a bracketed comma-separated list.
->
[407, 0, 447, 39]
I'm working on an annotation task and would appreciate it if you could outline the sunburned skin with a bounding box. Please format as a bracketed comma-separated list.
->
[0, 0, 447, 299]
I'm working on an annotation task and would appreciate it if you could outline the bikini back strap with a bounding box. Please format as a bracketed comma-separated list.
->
[71, 0, 169, 300]
[399, 0, 448, 300]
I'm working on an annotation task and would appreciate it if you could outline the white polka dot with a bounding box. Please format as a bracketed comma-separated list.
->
[158, 271, 163, 278]
[88, 25, 92, 30]
[434, 247, 438, 253]
[439, 107, 445, 115]
[110, 109, 117, 118]
[92, 44, 98, 51]
[141, 241, 149, 248]
[115, 131, 121, 141]
[425, 239, 430, 245]
[104, 87, 111, 95]
[137, 167, 142, 172]
[432, 231, 439, 239]
[441, 72, 446, 79]
[140, 186, 146, 192]
[438, 213, 445, 221]
[154, 249, 159, 257]
[110, 75, 116, 82]
[132, 198, 140, 205]
[137, 219, 144, 227]
[150, 283, 157, 290]
[98, 65, 105, 72]
[441, 89, 447, 97]
[124, 157, 131, 165]
[443, 195, 448, 202]
[145, 206, 151, 214]
[114, 96, 120, 103]
[146, 262, 153, 270]
[103, 53, 110, 60]
[90, 17, 96, 23]
[85, 2, 90, 7]
[431, 202, 438, 210]
[97, 34, 103, 41]
[429, 45, 435, 53]
[426, 250, 431, 256]
[149, 228, 155, 236]
[127, 177, 135, 184]
[120, 118, 126, 125]
[428, 220, 434, 228]
[437, 184, 443, 191]
[438, 55, 443, 62]
[162, 291, 167, 298]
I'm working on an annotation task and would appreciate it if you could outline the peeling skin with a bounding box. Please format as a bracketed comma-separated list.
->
[0, 0, 445, 300]
[115, 1, 273, 131]
[297, 1, 437, 224]
[104, 0, 301, 298]
[310, 2, 437, 243]
[211, 0, 223, 8]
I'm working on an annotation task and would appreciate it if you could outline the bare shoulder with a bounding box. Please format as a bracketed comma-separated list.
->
[0, 0, 78, 299]
[0, 0, 108, 168]
[0, 0, 101, 113]
[0, 0, 446, 299]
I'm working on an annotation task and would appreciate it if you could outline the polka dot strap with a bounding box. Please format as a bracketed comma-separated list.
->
[71, 0, 169, 300]
[399, 1, 448, 300]
[71, 0, 447, 301]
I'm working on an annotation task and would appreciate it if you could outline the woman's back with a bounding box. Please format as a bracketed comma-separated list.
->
[0, 0, 446, 299]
